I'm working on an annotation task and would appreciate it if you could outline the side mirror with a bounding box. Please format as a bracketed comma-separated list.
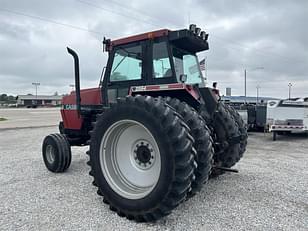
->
[180, 74, 187, 83]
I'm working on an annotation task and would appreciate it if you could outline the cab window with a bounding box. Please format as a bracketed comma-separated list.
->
[110, 45, 142, 82]
[153, 42, 172, 78]
[173, 47, 203, 84]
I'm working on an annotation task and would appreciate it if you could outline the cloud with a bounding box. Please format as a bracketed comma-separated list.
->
[0, 0, 307, 98]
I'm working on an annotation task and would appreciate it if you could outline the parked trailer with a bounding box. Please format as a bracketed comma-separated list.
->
[228, 103, 266, 132]
[246, 104, 267, 131]
[237, 109, 248, 125]
[267, 98, 308, 140]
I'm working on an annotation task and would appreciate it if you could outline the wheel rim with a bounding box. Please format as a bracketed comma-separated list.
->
[46, 144, 55, 164]
[100, 120, 161, 200]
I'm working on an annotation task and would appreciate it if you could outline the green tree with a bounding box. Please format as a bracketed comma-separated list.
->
[0, 94, 8, 101]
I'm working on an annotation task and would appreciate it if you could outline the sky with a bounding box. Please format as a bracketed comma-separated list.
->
[0, 0, 307, 98]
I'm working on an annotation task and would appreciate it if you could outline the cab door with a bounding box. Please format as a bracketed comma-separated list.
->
[102, 41, 147, 105]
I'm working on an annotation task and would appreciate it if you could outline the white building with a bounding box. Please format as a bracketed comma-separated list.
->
[16, 95, 62, 107]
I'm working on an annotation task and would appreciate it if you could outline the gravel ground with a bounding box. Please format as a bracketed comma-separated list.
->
[0, 126, 307, 231]
[0, 108, 60, 129]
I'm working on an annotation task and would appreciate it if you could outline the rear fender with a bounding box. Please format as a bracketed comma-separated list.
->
[197, 87, 218, 117]
[130, 83, 201, 109]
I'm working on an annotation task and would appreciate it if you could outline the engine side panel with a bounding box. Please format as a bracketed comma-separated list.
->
[61, 88, 102, 130]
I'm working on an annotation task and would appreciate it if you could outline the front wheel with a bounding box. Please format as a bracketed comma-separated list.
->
[42, 133, 72, 172]
[89, 95, 195, 222]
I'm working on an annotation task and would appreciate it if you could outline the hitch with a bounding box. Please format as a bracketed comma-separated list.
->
[213, 165, 239, 173]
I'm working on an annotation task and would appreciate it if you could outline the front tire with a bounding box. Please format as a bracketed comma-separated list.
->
[42, 133, 72, 172]
[89, 95, 195, 222]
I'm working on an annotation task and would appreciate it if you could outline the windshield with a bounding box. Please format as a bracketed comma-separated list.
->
[172, 47, 203, 84]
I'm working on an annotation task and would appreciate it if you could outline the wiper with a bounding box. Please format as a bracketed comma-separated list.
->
[112, 55, 127, 74]
[111, 48, 139, 74]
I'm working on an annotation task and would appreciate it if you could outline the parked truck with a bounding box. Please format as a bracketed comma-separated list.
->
[267, 98, 308, 140]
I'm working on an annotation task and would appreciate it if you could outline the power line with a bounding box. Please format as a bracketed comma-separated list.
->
[76, 0, 160, 27]
[76, 0, 181, 28]
[0, 4, 305, 67]
[100, 0, 173, 25]
[0, 7, 102, 35]
[76, 0, 300, 65]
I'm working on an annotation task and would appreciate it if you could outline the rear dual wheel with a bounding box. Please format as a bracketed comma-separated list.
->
[89, 95, 195, 222]
[225, 104, 248, 156]
[200, 102, 241, 176]
[164, 97, 213, 197]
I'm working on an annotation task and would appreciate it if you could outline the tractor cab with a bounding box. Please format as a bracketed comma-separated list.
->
[60, 24, 217, 139]
[61, 25, 215, 136]
[101, 25, 209, 105]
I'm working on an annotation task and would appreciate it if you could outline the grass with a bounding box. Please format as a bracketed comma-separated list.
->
[0, 117, 7, 121]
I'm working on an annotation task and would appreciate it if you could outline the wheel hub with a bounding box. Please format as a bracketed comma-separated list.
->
[133, 141, 155, 169]
[46, 144, 55, 164]
[136, 146, 151, 163]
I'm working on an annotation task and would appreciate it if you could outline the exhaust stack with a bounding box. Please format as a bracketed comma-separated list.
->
[67, 47, 81, 116]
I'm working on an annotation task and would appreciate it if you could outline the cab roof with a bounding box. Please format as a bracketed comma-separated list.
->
[104, 27, 209, 53]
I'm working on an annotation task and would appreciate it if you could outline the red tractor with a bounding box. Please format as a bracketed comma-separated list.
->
[42, 24, 247, 222]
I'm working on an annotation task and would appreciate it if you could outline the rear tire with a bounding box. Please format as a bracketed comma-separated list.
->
[225, 104, 248, 156]
[42, 133, 72, 172]
[89, 95, 195, 222]
[200, 102, 241, 177]
[164, 97, 213, 197]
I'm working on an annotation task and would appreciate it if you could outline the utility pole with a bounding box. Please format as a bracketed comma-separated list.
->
[256, 85, 261, 105]
[244, 67, 264, 104]
[288, 82, 292, 99]
[32, 82, 40, 103]
[244, 69, 247, 104]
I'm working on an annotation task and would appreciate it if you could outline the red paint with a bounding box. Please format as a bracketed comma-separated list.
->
[61, 88, 102, 130]
[111, 29, 169, 47]
[63, 87, 102, 105]
[183, 84, 199, 100]
[146, 85, 160, 91]
[61, 109, 82, 130]
[130, 83, 200, 101]
[167, 83, 185, 89]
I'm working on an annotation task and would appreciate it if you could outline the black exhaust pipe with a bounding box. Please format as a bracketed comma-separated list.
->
[67, 47, 81, 116]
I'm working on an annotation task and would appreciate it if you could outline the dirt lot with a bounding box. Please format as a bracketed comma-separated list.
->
[0, 108, 60, 129]
[0, 108, 307, 230]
